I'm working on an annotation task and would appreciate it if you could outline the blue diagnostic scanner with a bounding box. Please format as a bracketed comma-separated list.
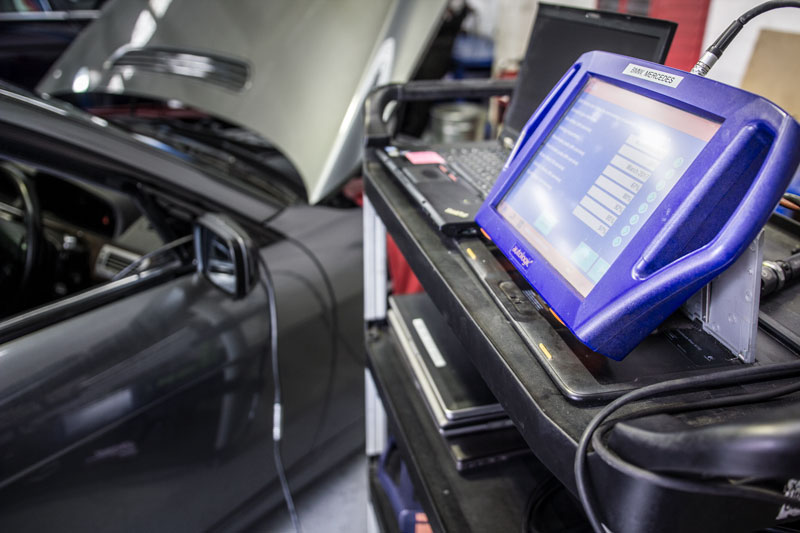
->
[476, 51, 800, 361]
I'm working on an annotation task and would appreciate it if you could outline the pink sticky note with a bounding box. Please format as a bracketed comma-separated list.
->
[404, 151, 446, 165]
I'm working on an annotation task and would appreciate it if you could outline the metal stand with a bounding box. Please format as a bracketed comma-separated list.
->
[363, 196, 389, 532]
[364, 196, 388, 323]
[364, 193, 389, 455]
[683, 231, 765, 363]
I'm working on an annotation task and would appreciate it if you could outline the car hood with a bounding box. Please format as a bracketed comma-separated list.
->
[37, 0, 446, 203]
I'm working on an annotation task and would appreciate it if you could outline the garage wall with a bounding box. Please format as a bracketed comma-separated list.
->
[480, 0, 800, 90]
[702, 0, 800, 88]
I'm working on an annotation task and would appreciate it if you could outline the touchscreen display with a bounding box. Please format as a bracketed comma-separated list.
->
[497, 77, 721, 297]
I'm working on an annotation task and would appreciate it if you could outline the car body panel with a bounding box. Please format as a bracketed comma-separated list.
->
[0, 85, 365, 530]
[37, 0, 446, 203]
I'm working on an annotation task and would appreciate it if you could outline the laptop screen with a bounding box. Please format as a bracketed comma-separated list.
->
[502, 3, 676, 141]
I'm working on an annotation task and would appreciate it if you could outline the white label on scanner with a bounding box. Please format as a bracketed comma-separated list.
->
[412, 318, 447, 368]
[622, 63, 683, 88]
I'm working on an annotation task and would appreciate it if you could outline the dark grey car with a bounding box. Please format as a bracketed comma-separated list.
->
[0, 0, 445, 530]
[0, 85, 365, 531]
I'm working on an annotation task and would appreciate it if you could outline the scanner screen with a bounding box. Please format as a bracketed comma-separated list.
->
[497, 77, 721, 297]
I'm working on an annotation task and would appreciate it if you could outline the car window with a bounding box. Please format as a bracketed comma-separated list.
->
[0, 158, 192, 323]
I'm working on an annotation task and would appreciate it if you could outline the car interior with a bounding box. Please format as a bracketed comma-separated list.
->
[0, 159, 191, 320]
[0, 91, 360, 327]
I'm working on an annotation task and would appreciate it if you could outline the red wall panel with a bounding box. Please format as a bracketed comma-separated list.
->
[648, 0, 712, 71]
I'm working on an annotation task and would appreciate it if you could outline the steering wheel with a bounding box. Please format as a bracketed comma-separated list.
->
[0, 162, 42, 313]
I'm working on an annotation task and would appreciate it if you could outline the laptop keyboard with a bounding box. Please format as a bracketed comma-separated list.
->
[442, 146, 510, 198]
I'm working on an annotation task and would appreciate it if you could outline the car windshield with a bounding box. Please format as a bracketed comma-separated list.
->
[4, 86, 305, 206]
[116, 115, 306, 206]
[65, 95, 303, 207]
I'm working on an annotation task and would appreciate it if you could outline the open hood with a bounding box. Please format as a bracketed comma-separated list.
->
[37, 0, 446, 203]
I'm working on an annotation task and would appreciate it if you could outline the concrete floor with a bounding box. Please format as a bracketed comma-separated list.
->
[255, 451, 368, 533]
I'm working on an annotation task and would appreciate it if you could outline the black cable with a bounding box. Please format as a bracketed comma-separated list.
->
[111, 234, 193, 281]
[762, 250, 800, 297]
[256, 224, 351, 526]
[272, 269, 363, 366]
[592, 429, 800, 508]
[587, 380, 800, 515]
[256, 253, 302, 533]
[784, 192, 800, 207]
[738, 1, 800, 22]
[282, 236, 343, 452]
[781, 199, 800, 211]
[692, 1, 800, 76]
[522, 474, 592, 533]
[711, 1, 800, 56]
[522, 476, 559, 533]
[574, 360, 800, 533]
[259, 206, 287, 226]
[600, 378, 800, 426]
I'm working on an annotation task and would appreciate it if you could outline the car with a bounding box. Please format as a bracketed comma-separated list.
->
[0, 0, 105, 90]
[0, 0, 445, 530]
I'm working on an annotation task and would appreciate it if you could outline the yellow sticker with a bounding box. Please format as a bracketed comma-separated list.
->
[444, 207, 469, 218]
[539, 343, 553, 360]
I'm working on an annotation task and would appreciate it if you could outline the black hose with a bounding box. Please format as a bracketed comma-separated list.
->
[574, 360, 800, 533]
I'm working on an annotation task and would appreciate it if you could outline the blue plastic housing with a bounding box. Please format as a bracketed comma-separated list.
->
[476, 51, 800, 360]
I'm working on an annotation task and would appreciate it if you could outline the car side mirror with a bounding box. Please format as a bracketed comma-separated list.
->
[194, 213, 257, 299]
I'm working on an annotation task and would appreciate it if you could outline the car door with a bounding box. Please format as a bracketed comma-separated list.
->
[0, 91, 347, 532]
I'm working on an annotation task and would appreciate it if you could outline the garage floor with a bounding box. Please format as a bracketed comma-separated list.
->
[254, 451, 368, 533]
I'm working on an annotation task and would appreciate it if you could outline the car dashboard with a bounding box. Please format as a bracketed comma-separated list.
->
[0, 164, 166, 316]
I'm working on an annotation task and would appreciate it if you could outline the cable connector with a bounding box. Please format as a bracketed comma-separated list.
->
[273, 402, 283, 441]
[691, 1, 800, 77]
[690, 51, 719, 77]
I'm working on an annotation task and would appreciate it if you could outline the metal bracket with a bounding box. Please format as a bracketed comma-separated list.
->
[364, 196, 388, 322]
[683, 231, 765, 363]
[365, 369, 388, 457]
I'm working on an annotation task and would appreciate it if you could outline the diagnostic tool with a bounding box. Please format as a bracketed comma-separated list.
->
[476, 51, 800, 360]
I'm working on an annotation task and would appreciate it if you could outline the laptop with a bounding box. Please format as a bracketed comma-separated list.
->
[376, 3, 676, 235]
[446, 427, 531, 472]
[387, 292, 512, 437]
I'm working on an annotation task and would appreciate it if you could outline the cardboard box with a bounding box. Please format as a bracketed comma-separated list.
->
[740, 29, 800, 119]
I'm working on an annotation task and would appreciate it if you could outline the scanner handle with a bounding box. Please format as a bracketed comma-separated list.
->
[364, 79, 516, 148]
[591, 116, 800, 357]
[675, 117, 799, 279]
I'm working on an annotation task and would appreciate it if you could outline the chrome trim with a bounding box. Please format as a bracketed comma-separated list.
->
[111, 48, 250, 91]
[0, 264, 185, 342]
